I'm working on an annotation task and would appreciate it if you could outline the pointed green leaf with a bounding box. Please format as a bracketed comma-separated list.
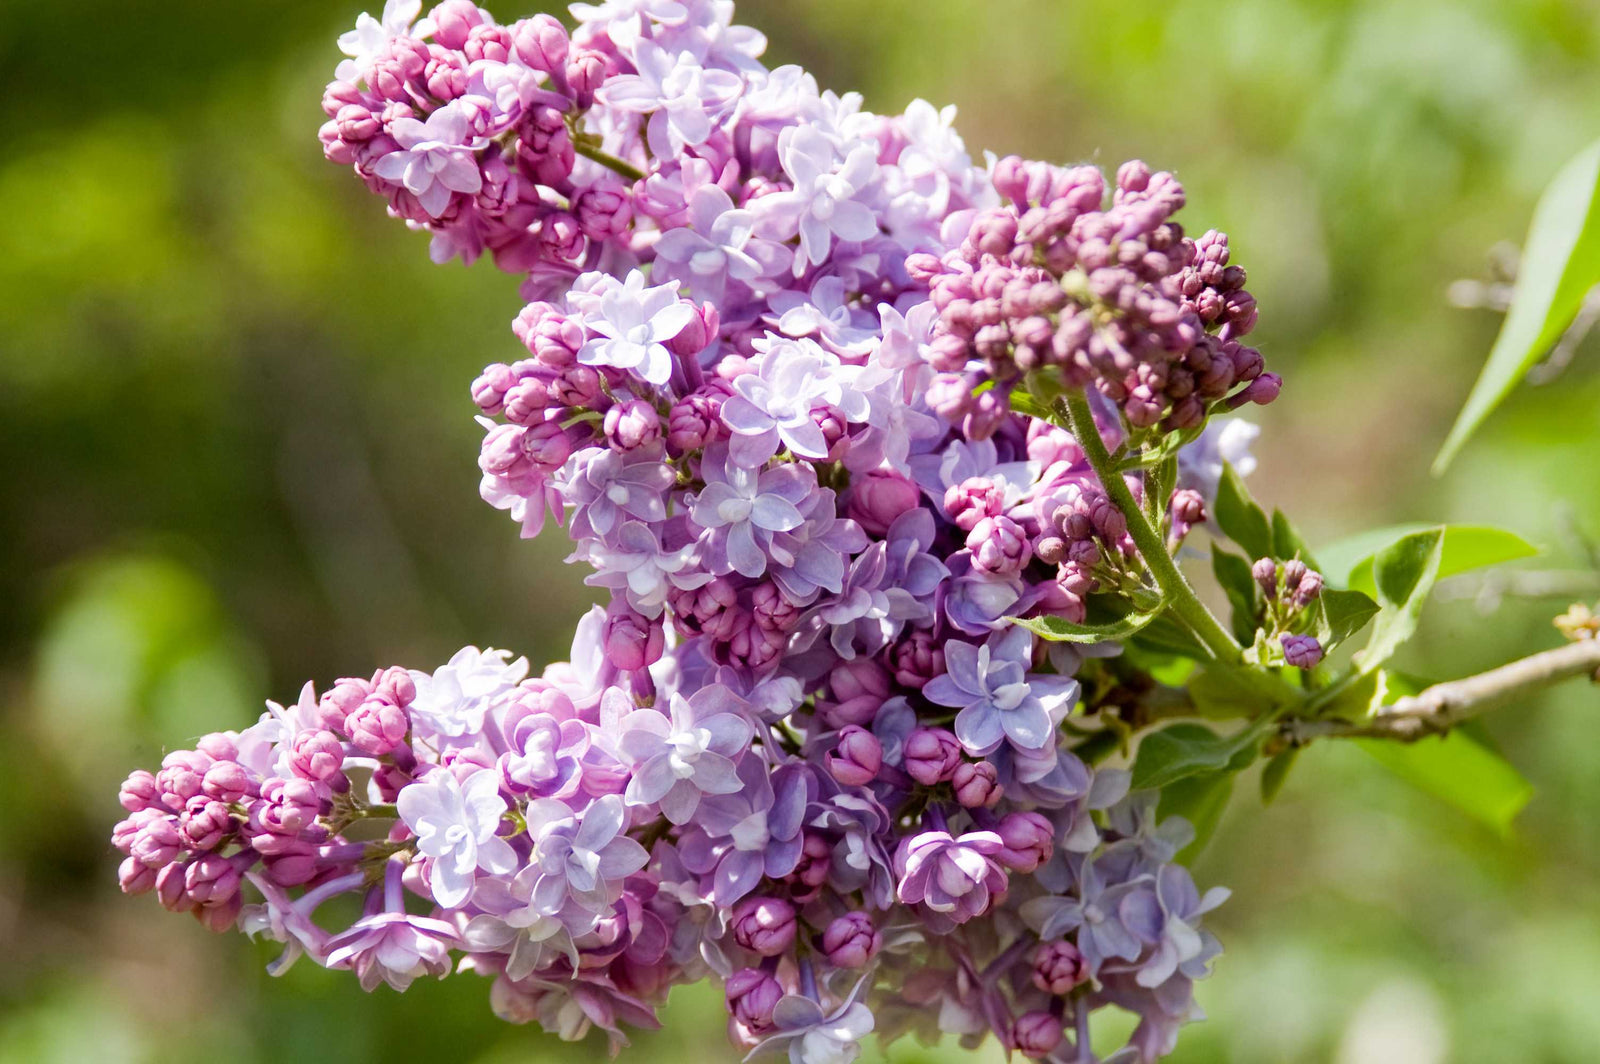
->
[1435, 138, 1600, 473]
[1131, 719, 1270, 791]
[1359, 528, 1446, 673]
[1356, 733, 1534, 835]
[1012, 610, 1158, 644]
[1310, 587, 1381, 650]
[1319, 524, 1538, 594]
[1159, 769, 1236, 860]
[1271, 509, 1320, 570]
[1213, 462, 1273, 560]
[1188, 663, 1298, 721]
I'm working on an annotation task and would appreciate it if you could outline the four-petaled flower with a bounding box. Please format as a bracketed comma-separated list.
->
[619, 687, 753, 823]
[922, 627, 1079, 756]
[373, 103, 484, 219]
[577, 271, 695, 386]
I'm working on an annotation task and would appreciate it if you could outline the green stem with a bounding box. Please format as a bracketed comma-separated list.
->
[572, 139, 645, 182]
[1058, 390, 1242, 664]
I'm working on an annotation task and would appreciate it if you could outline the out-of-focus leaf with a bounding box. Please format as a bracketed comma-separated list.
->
[1356, 734, 1534, 835]
[1130, 615, 1211, 660]
[1434, 138, 1600, 473]
[1213, 462, 1273, 560]
[1271, 509, 1320, 569]
[1260, 748, 1300, 805]
[1359, 528, 1445, 673]
[1131, 719, 1269, 791]
[1188, 663, 1298, 720]
[1160, 769, 1236, 859]
[1318, 524, 1537, 594]
[1211, 547, 1260, 645]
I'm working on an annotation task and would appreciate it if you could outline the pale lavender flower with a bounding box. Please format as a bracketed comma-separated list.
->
[576, 271, 695, 385]
[690, 445, 811, 578]
[408, 646, 528, 739]
[922, 627, 1075, 756]
[652, 184, 791, 302]
[499, 713, 587, 799]
[754, 127, 882, 272]
[336, 0, 422, 83]
[893, 829, 1007, 926]
[720, 338, 854, 465]
[325, 860, 458, 992]
[579, 520, 713, 618]
[764, 489, 868, 604]
[619, 687, 753, 823]
[750, 976, 876, 1064]
[373, 103, 484, 218]
[397, 768, 518, 908]
[561, 448, 676, 541]
[766, 276, 878, 355]
[462, 868, 598, 978]
[525, 793, 650, 914]
[598, 43, 742, 156]
[677, 759, 806, 905]
[1019, 856, 1151, 975]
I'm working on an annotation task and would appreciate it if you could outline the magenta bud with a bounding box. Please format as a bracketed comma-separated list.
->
[826, 726, 883, 787]
[427, 0, 483, 49]
[1032, 940, 1089, 995]
[943, 476, 1004, 532]
[253, 777, 323, 836]
[829, 658, 891, 704]
[1251, 557, 1278, 599]
[730, 896, 797, 957]
[131, 817, 184, 869]
[156, 861, 195, 912]
[1280, 633, 1324, 669]
[889, 631, 945, 689]
[346, 697, 410, 755]
[820, 911, 881, 969]
[603, 602, 665, 672]
[995, 811, 1054, 872]
[195, 732, 239, 761]
[185, 852, 242, 906]
[1013, 1011, 1064, 1058]
[903, 727, 961, 786]
[201, 760, 258, 803]
[511, 13, 569, 72]
[666, 302, 718, 359]
[119, 855, 158, 895]
[951, 761, 1002, 809]
[318, 676, 371, 729]
[181, 797, 236, 851]
[193, 892, 243, 933]
[725, 968, 783, 1034]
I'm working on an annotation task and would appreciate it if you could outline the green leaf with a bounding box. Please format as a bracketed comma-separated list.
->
[1359, 528, 1446, 674]
[1188, 663, 1298, 721]
[1130, 719, 1269, 791]
[1310, 587, 1381, 651]
[1213, 462, 1273, 560]
[1129, 614, 1212, 660]
[1013, 610, 1158, 644]
[1356, 733, 1534, 835]
[1319, 524, 1538, 594]
[1211, 547, 1260, 645]
[1159, 769, 1236, 859]
[1007, 388, 1052, 420]
[1271, 509, 1320, 570]
[1259, 748, 1300, 805]
[1434, 138, 1600, 473]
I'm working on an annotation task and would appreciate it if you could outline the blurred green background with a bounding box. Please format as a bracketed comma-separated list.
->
[4, 0, 1600, 1060]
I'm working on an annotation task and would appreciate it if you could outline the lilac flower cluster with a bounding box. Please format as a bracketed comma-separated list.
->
[113, 2, 1275, 1062]
[914, 158, 1281, 434]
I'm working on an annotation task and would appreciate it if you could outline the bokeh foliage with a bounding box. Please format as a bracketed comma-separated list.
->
[3, 0, 1600, 1060]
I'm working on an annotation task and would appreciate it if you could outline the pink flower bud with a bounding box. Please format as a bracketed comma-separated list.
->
[1013, 1011, 1063, 1058]
[201, 760, 257, 803]
[472, 362, 517, 414]
[995, 811, 1054, 872]
[603, 399, 661, 452]
[291, 729, 346, 783]
[730, 896, 796, 957]
[262, 841, 321, 886]
[426, 0, 483, 49]
[253, 777, 322, 837]
[666, 302, 719, 359]
[193, 892, 243, 933]
[845, 470, 921, 537]
[951, 761, 1002, 809]
[944, 476, 1004, 532]
[1280, 633, 1324, 669]
[666, 383, 730, 455]
[791, 832, 832, 893]
[574, 183, 633, 242]
[119, 770, 162, 812]
[182, 797, 236, 851]
[156, 861, 195, 912]
[119, 855, 157, 894]
[347, 696, 410, 755]
[512, 13, 569, 73]
[967, 514, 1031, 576]
[1032, 941, 1089, 995]
[185, 852, 242, 906]
[826, 726, 882, 787]
[829, 658, 891, 703]
[725, 968, 783, 1035]
[603, 603, 665, 672]
[1252, 557, 1278, 599]
[889, 631, 945, 689]
[903, 727, 961, 786]
[318, 676, 371, 730]
[131, 817, 184, 869]
[820, 911, 881, 969]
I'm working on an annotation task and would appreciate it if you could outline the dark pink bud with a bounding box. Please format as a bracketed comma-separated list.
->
[826, 726, 883, 787]
[181, 797, 236, 851]
[119, 855, 158, 895]
[193, 892, 243, 933]
[967, 514, 1030, 576]
[156, 861, 195, 912]
[830, 658, 891, 703]
[201, 760, 257, 803]
[574, 183, 633, 242]
[944, 476, 1004, 532]
[845, 470, 920, 538]
[903, 727, 961, 786]
[731, 896, 796, 957]
[1170, 488, 1206, 527]
[820, 911, 881, 969]
[951, 761, 1002, 809]
[184, 852, 242, 906]
[501, 377, 550, 425]
[472, 362, 518, 414]
[1252, 557, 1278, 599]
[1013, 1011, 1063, 1058]
[521, 420, 573, 469]
[565, 49, 608, 108]
[1032, 940, 1089, 995]
[131, 817, 184, 869]
[1280, 634, 1324, 669]
[1292, 570, 1323, 608]
[749, 579, 802, 634]
[725, 968, 783, 1035]
[666, 381, 731, 455]
[262, 840, 321, 886]
[995, 811, 1054, 872]
[253, 777, 322, 836]
[319, 676, 372, 729]
[791, 832, 832, 893]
